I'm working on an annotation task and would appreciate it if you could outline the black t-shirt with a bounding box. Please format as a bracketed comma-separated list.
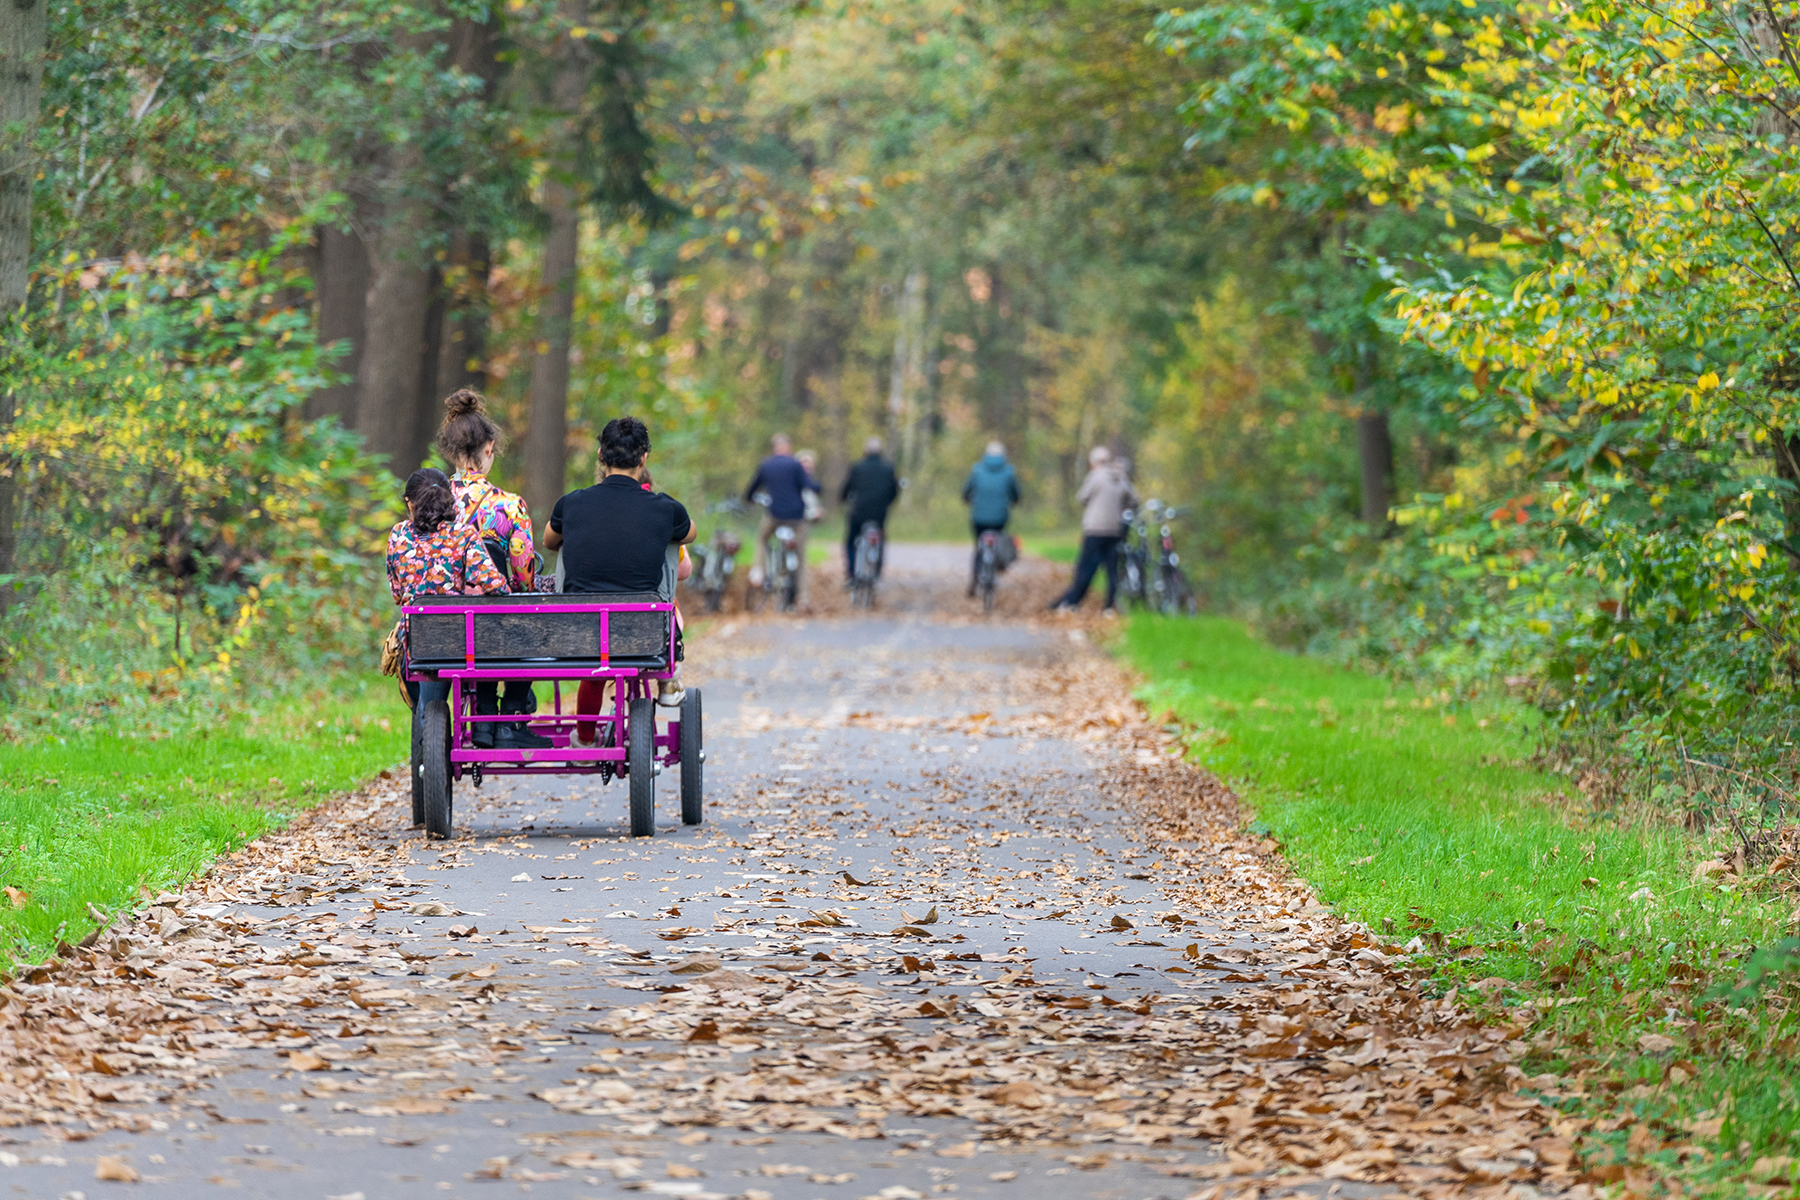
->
[551, 475, 692, 594]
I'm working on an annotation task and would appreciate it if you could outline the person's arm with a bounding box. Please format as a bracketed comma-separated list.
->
[962, 470, 975, 505]
[386, 528, 408, 605]
[671, 500, 697, 546]
[1076, 472, 1098, 504]
[840, 470, 854, 504]
[743, 463, 764, 503]
[543, 495, 566, 551]
[1008, 472, 1021, 505]
[507, 496, 536, 588]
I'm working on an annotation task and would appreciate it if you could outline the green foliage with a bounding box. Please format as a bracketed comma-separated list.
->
[0, 233, 396, 727]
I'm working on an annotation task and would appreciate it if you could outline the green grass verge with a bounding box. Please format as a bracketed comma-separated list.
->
[0, 672, 406, 963]
[1022, 533, 1081, 564]
[1123, 615, 1800, 1195]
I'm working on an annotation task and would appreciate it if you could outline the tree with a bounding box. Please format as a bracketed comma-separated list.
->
[0, 0, 46, 598]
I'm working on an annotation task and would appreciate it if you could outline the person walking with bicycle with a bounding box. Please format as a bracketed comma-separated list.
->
[744, 433, 821, 612]
[1051, 446, 1137, 616]
[840, 436, 900, 585]
[962, 440, 1020, 599]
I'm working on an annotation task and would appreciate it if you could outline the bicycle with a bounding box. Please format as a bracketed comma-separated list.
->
[688, 501, 744, 614]
[746, 510, 801, 613]
[1149, 504, 1198, 616]
[974, 529, 1003, 613]
[1119, 505, 1152, 610]
[851, 521, 883, 609]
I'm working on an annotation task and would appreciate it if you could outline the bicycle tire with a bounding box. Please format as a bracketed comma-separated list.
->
[679, 688, 703, 826]
[421, 700, 453, 839]
[628, 696, 656, 837]
[409, 704, 425, 827]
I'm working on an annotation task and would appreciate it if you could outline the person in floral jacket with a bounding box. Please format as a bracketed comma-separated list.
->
[435, 389, 551, 749]
[387, 468, 509, 711]
[440, 388, 537, 591]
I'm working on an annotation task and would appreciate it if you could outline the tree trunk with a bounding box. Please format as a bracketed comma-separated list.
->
[353, 162, 434, 474]
[306, 223, 369, 424]
[0, 0, 47, 599]
[1776, 434, 1800, 552]
[1357, 410, 1394, 532]
[522, 176, 580, 530]
[434, 231, 489, 397]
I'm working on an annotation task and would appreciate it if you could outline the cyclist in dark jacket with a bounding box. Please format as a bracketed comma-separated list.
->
[744, 433, 821, 608]
[962, 442, 1021, 596]
[840, 437, 900, 581]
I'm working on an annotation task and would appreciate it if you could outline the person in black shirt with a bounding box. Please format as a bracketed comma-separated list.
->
[546, 417, 694, 593]
[839, 436, 900, 581]
[545, 417, 695, 741]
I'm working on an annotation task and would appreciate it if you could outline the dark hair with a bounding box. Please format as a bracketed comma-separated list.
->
[404, 468, 458, 536]
[599, 416, 651, 470]
[437, 389, 503, 467]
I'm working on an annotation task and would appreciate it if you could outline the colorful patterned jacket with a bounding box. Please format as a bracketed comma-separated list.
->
[452, 471, 536, 591]
[386, 520, 510, 606]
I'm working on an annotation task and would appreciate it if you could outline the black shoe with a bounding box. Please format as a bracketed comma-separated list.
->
[497, 722, 553, 750]
[472, 722, 496, 749]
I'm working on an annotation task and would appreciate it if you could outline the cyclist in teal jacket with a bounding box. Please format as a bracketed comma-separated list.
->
[962, 441, 1020, 596]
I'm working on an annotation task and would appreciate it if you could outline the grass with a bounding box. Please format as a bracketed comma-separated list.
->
[0, 672, 407, 962]
[1122, 614, 1800, 1196]
[1021, 533, 1081, 564]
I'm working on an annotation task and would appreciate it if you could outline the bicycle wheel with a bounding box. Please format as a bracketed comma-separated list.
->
[679, 688, 703, 826]
[409, 704, 425, 827]
[421, 700, 453, 839]
[628, 696, 656, 837]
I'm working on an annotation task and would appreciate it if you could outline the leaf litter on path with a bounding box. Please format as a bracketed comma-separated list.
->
[0, 577, 1584, 1197]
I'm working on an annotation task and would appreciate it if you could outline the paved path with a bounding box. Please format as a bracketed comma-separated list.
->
[4, 552, 1560, 1199]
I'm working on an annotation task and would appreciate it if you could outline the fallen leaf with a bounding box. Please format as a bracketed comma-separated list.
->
[670, 955, 722, 975]
[989, 1081, 1047, 1109]
[1110, 914, 1134, 931]
[95, 1156, 140, 1182]
[287, 1050, 329, 1072]
[3, 887, 26, 909]
[1637, 1033, 1675, 1054]
[407, 901, 457, 916]
[904, 905, 939, 925]
[510, 872, 531, 883]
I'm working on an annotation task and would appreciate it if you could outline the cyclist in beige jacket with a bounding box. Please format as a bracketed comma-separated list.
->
[1050, 447, 1138, 615]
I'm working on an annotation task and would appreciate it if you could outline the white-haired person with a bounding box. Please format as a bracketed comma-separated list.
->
[1050, 446, 1137, 615]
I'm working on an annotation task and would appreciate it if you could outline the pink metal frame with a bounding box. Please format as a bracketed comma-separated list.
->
[401, 599, 682, 780]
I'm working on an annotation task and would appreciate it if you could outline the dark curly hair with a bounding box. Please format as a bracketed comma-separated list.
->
[404, 467, 458, 537]
[437, 389, 503, 467]
[600, 416, 651, 470]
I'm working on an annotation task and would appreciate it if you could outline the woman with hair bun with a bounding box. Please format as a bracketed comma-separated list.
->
[435, 389, 551, 750]
[438, 388, 539, 590]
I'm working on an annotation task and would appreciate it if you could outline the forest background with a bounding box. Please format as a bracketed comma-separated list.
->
[6, 0, 1800, 845]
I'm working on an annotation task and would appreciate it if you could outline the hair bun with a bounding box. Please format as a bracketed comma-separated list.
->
[444, 388, 487, 417]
